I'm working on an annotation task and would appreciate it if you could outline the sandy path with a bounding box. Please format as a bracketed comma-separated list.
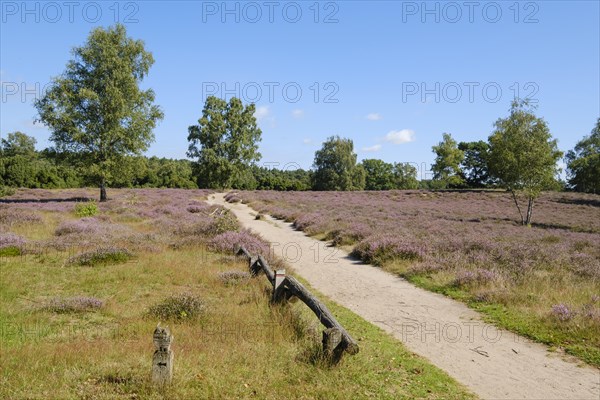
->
[208, 193, 600, 400]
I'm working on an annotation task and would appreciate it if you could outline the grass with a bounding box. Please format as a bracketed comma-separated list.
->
[0, 189, 474, 399]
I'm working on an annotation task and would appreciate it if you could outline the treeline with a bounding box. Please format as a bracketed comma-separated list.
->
[0, 132, 196, 189]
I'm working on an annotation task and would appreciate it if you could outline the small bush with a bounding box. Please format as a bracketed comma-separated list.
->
[75, 201, 98, 217]
[42, 296, 104, 313]
[0, 246, 21, 257]
[55, 217, 101, 236]
[352, 236, 425, 265]
[0, 186, 16, 197]
[218, 270, 251, 286]
[147, 292, 205, 321]
[67, 247, 132, 267]
[209, 229, 270, 256]
[0, 233, 26, 256]
[551, 303, 575, 322]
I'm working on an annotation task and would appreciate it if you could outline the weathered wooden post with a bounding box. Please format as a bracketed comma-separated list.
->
[272, 269, 286, 302]
[152, 325, 174, 385]
[322, 327, 344, 364]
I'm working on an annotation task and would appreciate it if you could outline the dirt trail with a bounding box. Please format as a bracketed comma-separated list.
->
[208, 193, 600, 400]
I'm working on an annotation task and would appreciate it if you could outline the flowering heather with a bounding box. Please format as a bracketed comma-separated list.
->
[147, 292, 206, 321]
[66, 247, 133, 267]
[551, 304, 575, 321]
[352, 235, 425, 265]
[209, 229, 270, 257]
[0, 233, 26, 250]
[54, 217, 103, 236]
[0, 207, 43, 227]
[453, 269, 499, 287]
[218, 270, 251, 285]
[42, 296, 104, 313]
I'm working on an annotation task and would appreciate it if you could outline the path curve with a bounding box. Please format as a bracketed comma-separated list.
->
[208, 193, 600, 400]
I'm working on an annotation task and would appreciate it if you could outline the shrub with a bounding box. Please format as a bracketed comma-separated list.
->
[209, 229, 270, 256]
[42, 296, 104, 313]
[452, 269, 499, 287]
[352, 236, 425, 265]
[66, 247, 132, 267]
[55, 218, 101, 236]
[0, 186, 16, 197]
[210, 212, 239, 235]
[74, 201, 98, 217]
[551, 304, 575, 322]
[0, 233, 26, 256]
[147, 292, 205, 321]
[218, 270, 251, 286]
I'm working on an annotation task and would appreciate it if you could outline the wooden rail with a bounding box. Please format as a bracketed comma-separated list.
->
[236, 246, 359, 363]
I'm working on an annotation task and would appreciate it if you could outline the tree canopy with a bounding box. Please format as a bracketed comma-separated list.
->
[312, 136, 365, 191]
[431, 133, 465, 188]
[187, 96, 262, 189]
[34, 23, 163, 201]
[487, 100, 562, 225]
[458, 140, 491, 188]
[566, 118, 600, 194]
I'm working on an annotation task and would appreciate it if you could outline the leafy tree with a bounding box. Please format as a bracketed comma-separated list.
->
[361, 159, 395, 190]
[34, 24, 163, 201]
[458, 140, 491, 188]
[431, 133, 465, 188]
[1, 132, 37, 156]
[487, 100, 563, 226]
[393, 162, 419, 189]
[565, 118, 600, 194]
[187, 96, 262, 189]
[312, 136, 365, 191]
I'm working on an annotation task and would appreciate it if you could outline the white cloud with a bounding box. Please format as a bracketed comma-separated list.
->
[384, 129, 415, 144]
[302, 138, 313, 145]
[361, 144, 382, 152]
[366, 113, 382, 121]
[292, 109, 304, 119]
[254, 105, 270, 121]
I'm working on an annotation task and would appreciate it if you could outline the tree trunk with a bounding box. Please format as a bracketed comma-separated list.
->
[100, 180, 107, 202]
[525, 197, 534, 226]
[510, 190, 525, 225]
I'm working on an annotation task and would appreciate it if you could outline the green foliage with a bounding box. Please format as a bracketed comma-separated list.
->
[252, 166, 311, 191]
[487, 100, 563, 225]
[0, 246, 21, 257]
[34, 24, 164, 201]
[393, 162, 419, 189]
[0, 186, 16, 198]
[361, 160, 419, 190]
[74, 202, 98, 217]
[566, 118, 600, 194]
[458, 140, 492, 188]
[147, 292, 206, 321]
[362, 159, 395, 190]
[187, 96, 262, 189]
[312, 136, 365, 190]
[1, 132, 36, 157]
[431, 133, 465, 188]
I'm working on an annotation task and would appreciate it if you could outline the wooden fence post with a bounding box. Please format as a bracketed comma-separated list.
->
[322, 327, 344, 364]
[152, 325, 174, 385]
[272, 269, 286, 302]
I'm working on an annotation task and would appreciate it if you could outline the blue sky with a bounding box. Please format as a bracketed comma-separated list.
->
[1, 1, 599, 178]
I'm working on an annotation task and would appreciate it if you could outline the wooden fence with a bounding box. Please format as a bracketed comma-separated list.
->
[236, 246, 359, 364]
